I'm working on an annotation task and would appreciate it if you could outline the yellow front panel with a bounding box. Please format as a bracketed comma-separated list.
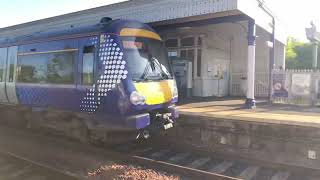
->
[134, 80, 174, 105]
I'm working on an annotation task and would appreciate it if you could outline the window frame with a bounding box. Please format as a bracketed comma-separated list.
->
[165, 38, 179, 48]
[180, 36, 195, 48]
[81, 45, 96, 86]
[164, 35, 203, 78]
[17, 49, 78, 85]
[0, 48, 7, 82]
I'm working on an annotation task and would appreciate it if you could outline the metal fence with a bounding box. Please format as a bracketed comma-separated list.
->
[231, 72, 269, 97]
[271, 69, 320, 106]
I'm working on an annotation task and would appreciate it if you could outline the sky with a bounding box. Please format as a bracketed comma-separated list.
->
[266, 0, 320, 41]
[0, 0, 127, 27]
[0, 0, 318, 41]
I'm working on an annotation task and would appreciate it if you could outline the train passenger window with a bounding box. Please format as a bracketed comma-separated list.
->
[18, 50, 76, 84]
[8, 53, 16, 82]
[47, 52, 75, 84]
[18, 54, 47, 83]
[82, 46, 95, 85]
[0, 49, 6, 82]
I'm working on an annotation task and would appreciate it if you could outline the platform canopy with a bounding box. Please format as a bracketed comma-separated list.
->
[0, 0, 286, 44]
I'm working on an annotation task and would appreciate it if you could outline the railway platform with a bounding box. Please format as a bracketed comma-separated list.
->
[165, 98, 320, 171]
[179, 98, 320, 128]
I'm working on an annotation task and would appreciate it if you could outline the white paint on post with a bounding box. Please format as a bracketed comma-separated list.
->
[187, 61, 193, 97]
[245, 19, 256, 108]
[247, 45, 256, 100]
[187, 62, 193, 89]
[313, 43, 318, 69]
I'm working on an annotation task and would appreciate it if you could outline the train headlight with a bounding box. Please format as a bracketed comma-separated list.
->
[130, 91, 146, 105]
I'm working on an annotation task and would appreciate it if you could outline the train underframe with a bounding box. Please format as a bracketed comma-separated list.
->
[0, 104, 176, 145]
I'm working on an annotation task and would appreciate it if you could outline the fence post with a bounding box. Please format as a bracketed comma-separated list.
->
[311, 71, 317, 106]
[270, 69, 274, 103]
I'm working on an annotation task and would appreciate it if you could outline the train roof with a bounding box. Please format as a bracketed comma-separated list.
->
[0, 18, 156, 47]
[0, 24, 101, 46]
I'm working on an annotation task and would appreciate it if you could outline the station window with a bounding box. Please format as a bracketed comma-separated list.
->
[165, 39, 178, 48]
[198, 37, 202, 46]
[18, 50, 76, 84]
[180, 49, 194, 61]
[181, 37, 194, 47]
[82, 46, 95, 85]
[180, 49, 195, 77]
[168, 51, 178, 58]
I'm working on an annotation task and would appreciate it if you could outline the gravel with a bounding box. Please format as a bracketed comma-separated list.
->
[88, 164, 180, 180]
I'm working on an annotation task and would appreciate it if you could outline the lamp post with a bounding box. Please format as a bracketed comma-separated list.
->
[306, 22, 320, 70]
[306, 22, 320, 106]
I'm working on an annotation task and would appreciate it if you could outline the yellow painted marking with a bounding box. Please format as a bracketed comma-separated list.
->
[120, 28, 162, 41]
[134, 80, 174, 105]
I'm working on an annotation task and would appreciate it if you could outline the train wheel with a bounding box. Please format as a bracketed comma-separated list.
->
[68, 118, 89, 143]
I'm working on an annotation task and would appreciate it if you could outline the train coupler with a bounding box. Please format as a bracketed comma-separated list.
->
[155, 113, 174, 130]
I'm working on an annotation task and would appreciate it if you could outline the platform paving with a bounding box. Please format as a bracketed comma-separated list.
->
[178, 98, 320, 128]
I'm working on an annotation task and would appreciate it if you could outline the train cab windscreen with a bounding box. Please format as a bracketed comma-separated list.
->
[122, 37, 173, 82]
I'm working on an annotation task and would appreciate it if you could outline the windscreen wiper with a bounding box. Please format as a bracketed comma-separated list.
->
[139, 57, 153, 81]
[139, 56, 171, 81]
[151, 57, 171, 79]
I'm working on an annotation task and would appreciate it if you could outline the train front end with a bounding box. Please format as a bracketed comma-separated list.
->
[105, 20, 179, 139]
[122, 31, 179, 139]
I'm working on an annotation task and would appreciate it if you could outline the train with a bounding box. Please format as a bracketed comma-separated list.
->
[0, 17, 179, 143]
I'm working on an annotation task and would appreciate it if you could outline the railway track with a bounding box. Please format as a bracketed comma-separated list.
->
[0, 125, 319, 180]
[0, 151, 82, 180]
[125, 146, 319, 180]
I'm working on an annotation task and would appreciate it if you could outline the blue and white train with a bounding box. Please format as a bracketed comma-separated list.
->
[0, 18, 179, 142]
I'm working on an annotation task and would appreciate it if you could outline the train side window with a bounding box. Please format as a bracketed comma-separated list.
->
[47, 51, 75, 84]
[18, 50, 76, 84]
[18, 54, 48, 83]
[0, 49, 6, 82]
[8, 53, 16, 82]
[82, 46, 95, 85]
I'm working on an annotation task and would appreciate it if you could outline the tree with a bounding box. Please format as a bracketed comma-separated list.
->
[286, 37, 318, 69]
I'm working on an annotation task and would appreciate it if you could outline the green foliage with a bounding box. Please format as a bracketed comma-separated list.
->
[286, 37, 318, 69]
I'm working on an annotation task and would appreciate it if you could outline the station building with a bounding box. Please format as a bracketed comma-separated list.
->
[0, 0, 286, 107]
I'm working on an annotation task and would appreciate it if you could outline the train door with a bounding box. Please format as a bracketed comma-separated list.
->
[0, 48, 8, 103]
[77, 36, 98, 110]
[6, 46, 19, 104]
